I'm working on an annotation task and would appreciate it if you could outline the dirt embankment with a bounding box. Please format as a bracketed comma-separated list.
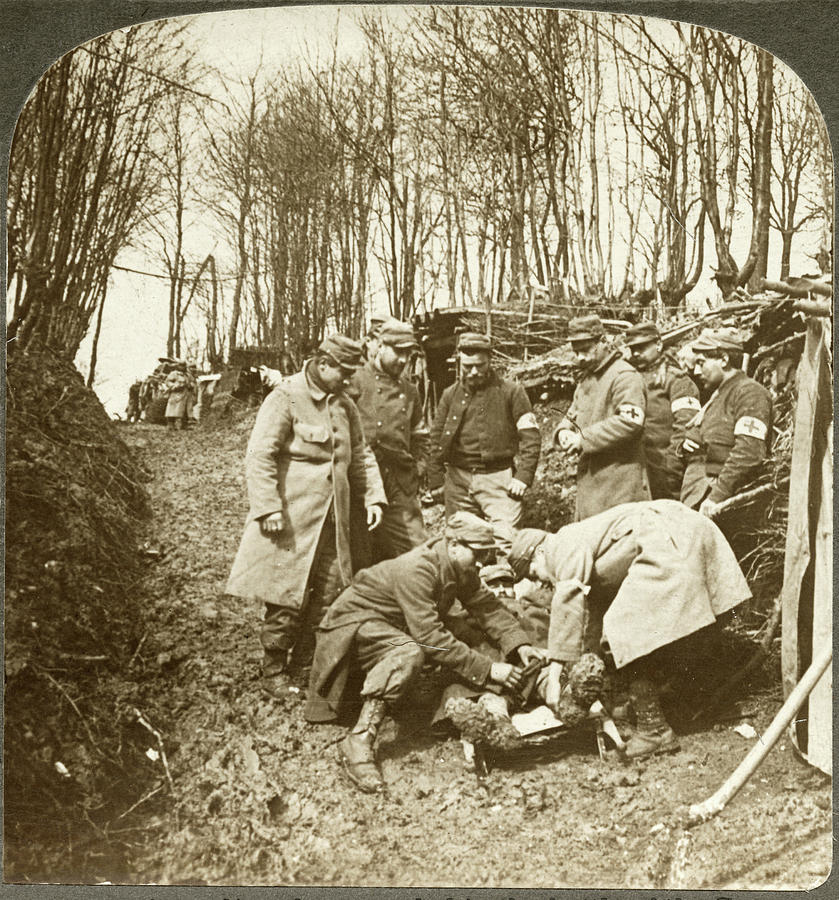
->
[5, 348, 154, 881]
[5, 378, 832, 888]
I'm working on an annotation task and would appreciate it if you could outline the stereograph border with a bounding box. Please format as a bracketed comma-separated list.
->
[0, 1, 836, 899]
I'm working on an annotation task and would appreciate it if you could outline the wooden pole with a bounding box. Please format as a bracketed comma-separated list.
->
[687, 642, 832, 827]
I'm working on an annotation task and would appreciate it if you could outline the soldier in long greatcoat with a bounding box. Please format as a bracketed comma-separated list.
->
[553, 315, 651, 520]
[226, 335, 387, 696]
[509, 499, 752, 759]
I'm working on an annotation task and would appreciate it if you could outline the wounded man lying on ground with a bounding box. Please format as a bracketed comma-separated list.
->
[508, 499, 753, 759]
[304, 511, 547, 793]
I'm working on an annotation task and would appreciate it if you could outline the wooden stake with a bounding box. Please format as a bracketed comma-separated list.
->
[687, 643, 832, 827]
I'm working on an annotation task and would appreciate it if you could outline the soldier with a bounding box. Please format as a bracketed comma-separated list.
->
[679, 327, 774, 517]
[305, 512, 546, 792]
[125, 380, 142, 423]
[428, 332, 541, 558]
[509, 499, 752, 758]
[625, 321, 701, 499]
[553, 315, 650, 520]
[226, 334, 387, 697]
[349, 319, 430, 562]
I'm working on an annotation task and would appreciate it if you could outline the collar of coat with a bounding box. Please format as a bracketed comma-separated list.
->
[591, 348, 623, 376]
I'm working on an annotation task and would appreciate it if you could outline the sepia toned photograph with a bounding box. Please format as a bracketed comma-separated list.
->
[3, 2, 833, 890]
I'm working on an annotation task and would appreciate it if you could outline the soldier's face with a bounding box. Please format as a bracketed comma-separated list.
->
[317, 357, 354, 393]
[449, 541, 492, 575]
[570, 338, 604, 372]
[377, 343, 412, 377]
[528, 546, 551, 584]
[461, 352, 491, 390]
[629, 339, 661, 370]
[694, 353, 726, 389]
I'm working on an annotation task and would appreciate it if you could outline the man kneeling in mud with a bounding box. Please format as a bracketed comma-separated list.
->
[508, 499, 753, 759]
[305, 511, 547, 792]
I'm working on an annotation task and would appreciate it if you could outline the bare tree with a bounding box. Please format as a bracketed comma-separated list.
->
[7, 24, 184, 358]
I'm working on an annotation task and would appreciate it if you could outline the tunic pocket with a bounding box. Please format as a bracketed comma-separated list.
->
[294, 422, 330, 444]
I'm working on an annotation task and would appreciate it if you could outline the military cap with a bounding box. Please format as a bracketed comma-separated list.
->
[457, 331, 492, 353]
[444, 511, 496, 549]
[509, 528, 549, 580]
[567, 315, 604, 342]
[379, 318, 419, 349]
[318, 334, 364, 370]
[624, 321, 661, 347]
[691, 327, 744, 354]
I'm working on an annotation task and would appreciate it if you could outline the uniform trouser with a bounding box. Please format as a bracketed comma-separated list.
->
[370, 469, 427, 563]
[443, 465, 522, 557]
[354, 620, 426, 703]
[261, 510, 345, 668]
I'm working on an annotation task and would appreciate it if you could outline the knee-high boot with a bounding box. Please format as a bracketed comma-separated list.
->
[340, 698, 387, 793]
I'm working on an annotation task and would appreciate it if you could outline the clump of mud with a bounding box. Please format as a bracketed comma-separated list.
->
[558, 653, 606, 727]
[5, 347, 154, 881]
[444, 697, 524, 750]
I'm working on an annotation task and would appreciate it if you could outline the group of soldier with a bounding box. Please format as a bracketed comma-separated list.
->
[125, 359, 197, 428]
[225, 311, 773, 793]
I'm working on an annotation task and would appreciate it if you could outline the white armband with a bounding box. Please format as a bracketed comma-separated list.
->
[734, 416, 768, 440]
[671, 395, 701, 414]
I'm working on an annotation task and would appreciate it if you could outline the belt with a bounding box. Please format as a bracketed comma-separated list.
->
[451, 459, 513, 475]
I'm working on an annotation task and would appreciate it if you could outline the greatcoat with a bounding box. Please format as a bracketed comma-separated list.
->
[226, 363, 386, 610]
[537, 499, 752, 669]
[561, 351, 651, 520]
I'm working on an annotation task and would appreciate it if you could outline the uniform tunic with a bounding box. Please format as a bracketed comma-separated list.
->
[680, 370, 774, 508]
[562, 351, 651, 520]
[537, 500, 751, 669]
[429, 371, 541, 550]
[305, 538, 531, 722]
[349, 360, 430, 560]
[226, 363, 387, 612]
[637, 357, 700, 499]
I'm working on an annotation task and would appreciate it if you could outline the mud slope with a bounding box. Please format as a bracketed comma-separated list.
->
[120, 418, 830, 889]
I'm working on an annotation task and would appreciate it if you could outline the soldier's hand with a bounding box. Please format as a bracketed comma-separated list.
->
[517, 644, 548, 666]
[489, 662, 525, 692]
[430, 486, 445, 503]
[699, 498, 718, 518]
[556, 429, 582, 453]
[260, 511, 285, 534]
[507, 477, 528, 499]
[682, 437, 701, 454]
[366, 504, 384, 531]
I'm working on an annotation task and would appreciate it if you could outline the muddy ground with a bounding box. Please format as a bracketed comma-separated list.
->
[85, 413, 831, 890]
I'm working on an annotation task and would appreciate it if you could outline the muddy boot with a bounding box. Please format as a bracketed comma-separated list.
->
[626, 675, 680, 759]
[340, 698, 387, 793]
[445, 693, 523, 751]
[261, 648, 292, 698]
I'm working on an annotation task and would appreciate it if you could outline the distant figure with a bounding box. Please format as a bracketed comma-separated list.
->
[164, 362, 195, 429]
[125, 381, 142, 423]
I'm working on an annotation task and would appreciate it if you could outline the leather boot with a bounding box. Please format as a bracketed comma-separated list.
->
[340, 698, 387, 793]
[626, 674, 680, 759]
[261, 648, 292, 698]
